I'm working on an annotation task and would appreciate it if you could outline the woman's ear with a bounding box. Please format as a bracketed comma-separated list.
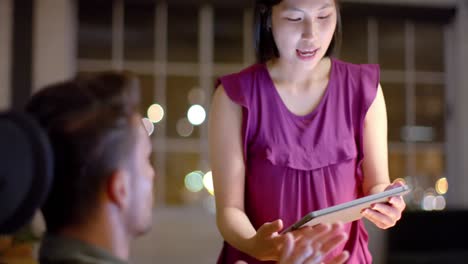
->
[106, 170, 131, 210]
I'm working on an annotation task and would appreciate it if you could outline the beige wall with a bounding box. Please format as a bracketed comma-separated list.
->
[446, 0, 468, 209]
[0, 0, 12, 110]
[33, 0, 77, 92]
[130, 207, 222, 264]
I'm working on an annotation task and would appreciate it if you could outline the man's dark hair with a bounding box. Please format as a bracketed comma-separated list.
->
[254, 0, 342, 63]
[26, 72, 141, 233]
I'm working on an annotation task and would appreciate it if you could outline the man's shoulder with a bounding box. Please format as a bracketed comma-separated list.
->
[40, 259, 122, 264]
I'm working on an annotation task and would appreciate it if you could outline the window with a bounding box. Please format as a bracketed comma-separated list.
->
[78, 1, 253, 208]
[78, 1, 450, 211]
[341, 7, 448, 210]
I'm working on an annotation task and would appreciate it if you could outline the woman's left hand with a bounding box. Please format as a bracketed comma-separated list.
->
[362, 181, 407, 229]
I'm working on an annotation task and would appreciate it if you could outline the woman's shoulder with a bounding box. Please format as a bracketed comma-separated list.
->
[215, 63, 266, 106]
[332, 58, 379, 73]
[331, 58, 380, 87]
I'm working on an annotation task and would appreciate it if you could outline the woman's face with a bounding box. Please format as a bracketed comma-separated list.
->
[270, 0, 337, 67]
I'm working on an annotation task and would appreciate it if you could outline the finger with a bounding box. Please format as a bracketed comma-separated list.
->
[391, 180, 405, 187]
[292, 224, 331, 242]
[362, 209, 394, 229]
[385, 181, 404, 190]
[272, 233, 289, 252]
[279, 233, 294, 262]
[303, 252, 324, 264]
[259, 219, 284, 236]
[320, 233, 348, 255]
[282, 235, 315, 264]
[388, 196, 406, 211]
[305, 223, 344, 247]
[324, 251, 350, 264]
[292, 224, 330, 237]
[371, 203, 401, 221]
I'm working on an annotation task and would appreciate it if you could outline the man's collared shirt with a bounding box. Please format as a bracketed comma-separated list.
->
[39, 234, 128, 264]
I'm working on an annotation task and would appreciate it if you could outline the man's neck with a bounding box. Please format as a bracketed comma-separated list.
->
[58, 210, 131, 261]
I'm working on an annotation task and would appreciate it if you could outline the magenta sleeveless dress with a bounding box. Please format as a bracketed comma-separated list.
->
[215, 58, 379, 264]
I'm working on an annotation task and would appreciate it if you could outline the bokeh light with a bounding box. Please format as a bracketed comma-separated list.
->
[147, 103, 165, 123]
[176, 118, 194, 137]
[184, 171, 204, 193]
[435, 177, 448, 195]
[187, 104, 206, 126]
[422, 194, 436, 211]
[433, 195, 446, 211]
[203, 171, 214, 196]
[141, 118, 155, 136]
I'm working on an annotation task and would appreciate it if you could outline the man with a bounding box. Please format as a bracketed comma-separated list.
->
[26, 72, 155, 264]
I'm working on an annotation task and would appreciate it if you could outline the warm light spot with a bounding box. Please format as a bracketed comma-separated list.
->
[435, 177, 448, 195]
[203, 171, 214, 196]
[147, 104, 165, 123]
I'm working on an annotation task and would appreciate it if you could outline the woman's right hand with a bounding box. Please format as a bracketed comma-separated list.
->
[247, 221, 349, 263]
[246, 219, 286, 261]
[279, 223, 349, 264]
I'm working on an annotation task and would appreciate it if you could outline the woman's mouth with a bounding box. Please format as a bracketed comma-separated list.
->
[296, 48, 319, 60]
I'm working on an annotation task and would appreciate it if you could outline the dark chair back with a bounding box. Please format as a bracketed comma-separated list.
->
[0, 111, 53, 234]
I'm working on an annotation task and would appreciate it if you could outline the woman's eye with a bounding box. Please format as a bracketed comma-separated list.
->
[286, 17, 301, 22]
[318, 15, 331, 20]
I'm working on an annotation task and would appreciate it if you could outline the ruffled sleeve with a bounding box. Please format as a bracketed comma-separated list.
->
[214, 69, 255, 162]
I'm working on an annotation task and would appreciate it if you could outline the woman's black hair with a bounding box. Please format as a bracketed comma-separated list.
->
[254, 0, 342, 63]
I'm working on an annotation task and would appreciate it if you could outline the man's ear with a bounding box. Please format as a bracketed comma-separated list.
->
[106, 170, 131, 209]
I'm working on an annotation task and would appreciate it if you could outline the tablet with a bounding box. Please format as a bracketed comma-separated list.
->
[281, 185, 411, 233]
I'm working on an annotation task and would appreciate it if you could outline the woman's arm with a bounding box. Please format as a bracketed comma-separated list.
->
[361, 83, 406, 229]
[209, 85, 285, 260]
[361, 84, 391, 195]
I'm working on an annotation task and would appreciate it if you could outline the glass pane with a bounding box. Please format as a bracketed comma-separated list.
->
[76, 71, 96, 78]
[78, 2, 112, 59]
[378, 18, 405, 70]
[382, 83, 406, 141]
[389, 151, 407, 181]
[165, 152, 200, 205]
[168, 5, 198, 62]
[402, 147, 446, 210]
[415, 22, 444, 72]
[137, 74, 155, 117]
[214, 7, 244, 63]
[340, 15, 368, 64]
[415, 84, 444, 142]
[166, 76, 201, 138]
[415, 147, 445, 180]
[124, 3, 155, 61]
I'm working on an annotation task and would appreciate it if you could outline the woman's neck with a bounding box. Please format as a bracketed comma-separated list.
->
[267, 57, 331, 92]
